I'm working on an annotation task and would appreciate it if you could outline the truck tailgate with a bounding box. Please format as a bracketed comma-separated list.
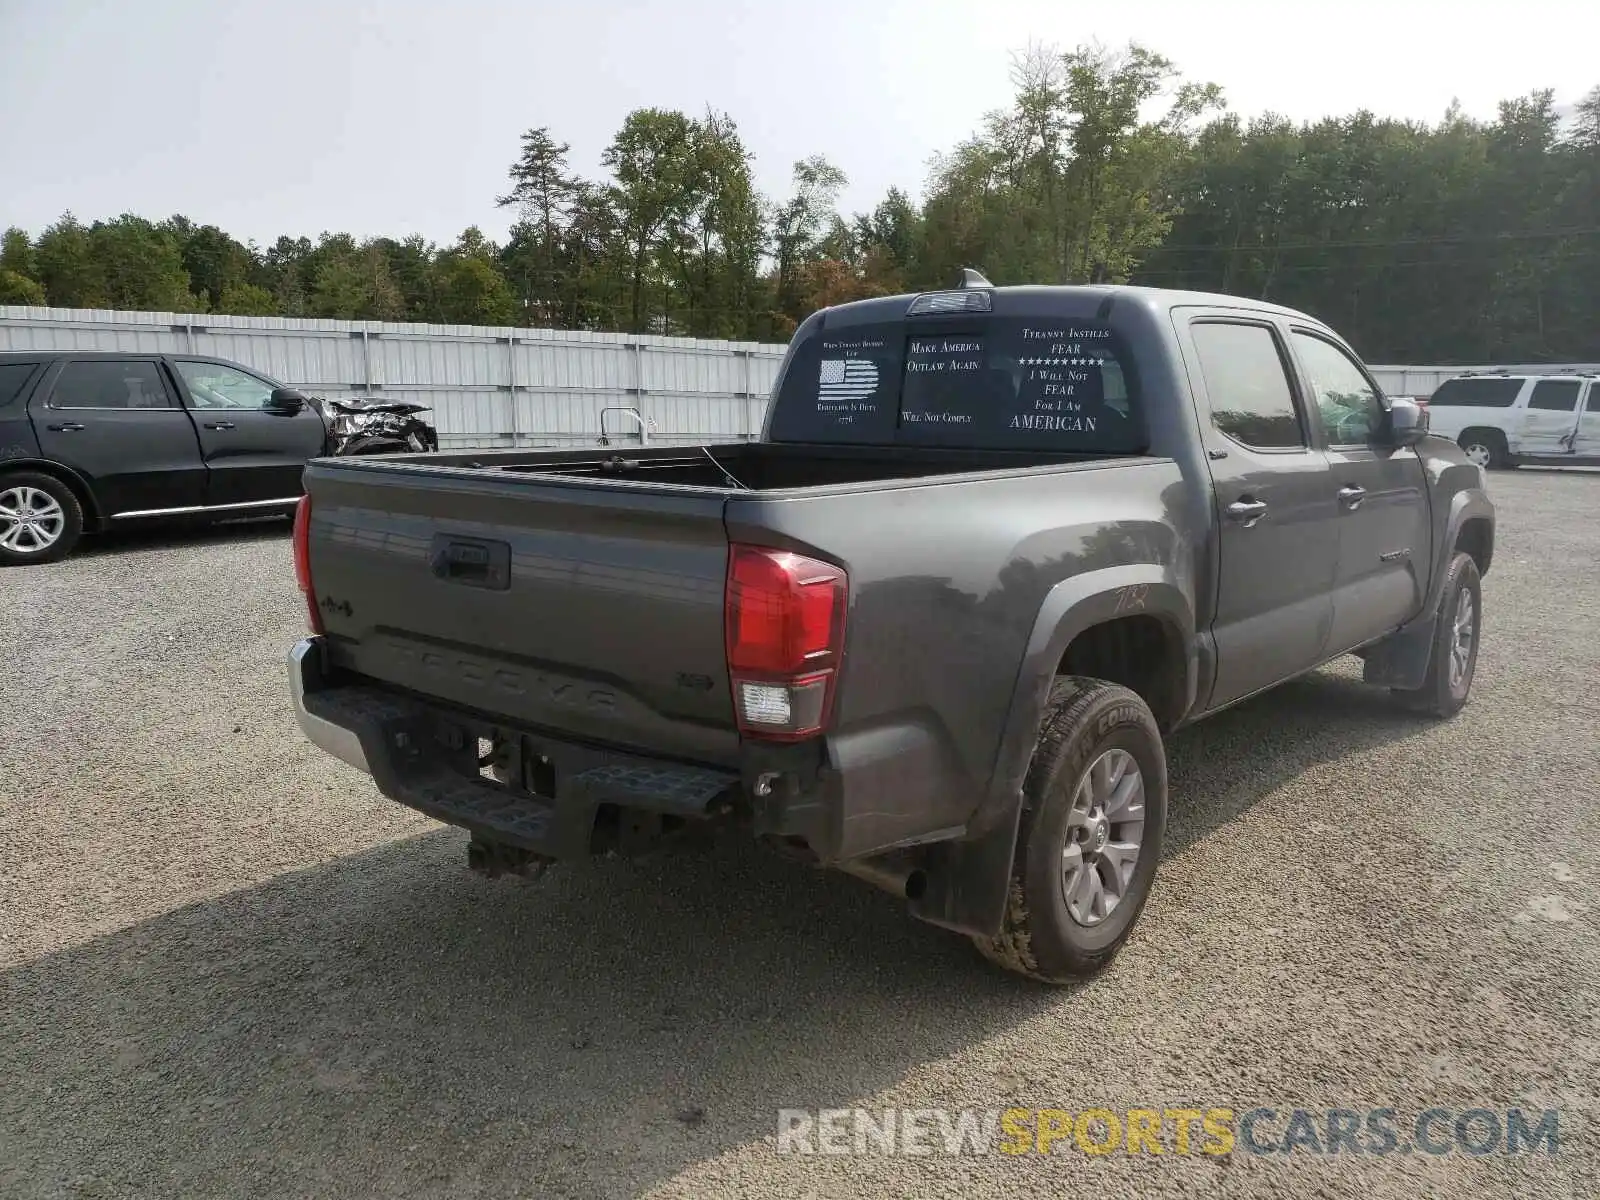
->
[302, 461, 738, 765]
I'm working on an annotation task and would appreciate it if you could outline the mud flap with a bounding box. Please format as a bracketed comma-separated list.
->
[1359, 612, 1438, 691]
[906, 794, 1025, 939]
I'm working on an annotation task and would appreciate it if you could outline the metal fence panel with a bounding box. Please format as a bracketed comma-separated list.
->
[516, 339, 632, 391]
[193, 327, 363, 391]
[0, 305, 788, 446]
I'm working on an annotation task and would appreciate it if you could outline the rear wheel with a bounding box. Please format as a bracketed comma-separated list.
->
[1458, 429, 1511, 470]
[973, 677, 1167, 983]
[0, 472, 84, 566]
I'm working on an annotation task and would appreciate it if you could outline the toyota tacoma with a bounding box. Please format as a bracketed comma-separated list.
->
[286, 276, 1494, 982]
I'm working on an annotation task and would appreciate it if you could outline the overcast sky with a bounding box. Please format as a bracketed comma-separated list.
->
[2, 0, 1595, 247]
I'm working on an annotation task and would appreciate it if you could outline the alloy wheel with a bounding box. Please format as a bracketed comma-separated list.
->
[1449, 586, 1476, 692]
[0, 486, 66, 555]
[1061, 748, 1147, 927]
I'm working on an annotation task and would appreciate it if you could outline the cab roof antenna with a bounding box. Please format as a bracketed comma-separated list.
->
[956, 268, 992, 289]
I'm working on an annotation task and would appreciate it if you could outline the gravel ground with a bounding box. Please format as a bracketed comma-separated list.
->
[1, 472, 1596, 1200]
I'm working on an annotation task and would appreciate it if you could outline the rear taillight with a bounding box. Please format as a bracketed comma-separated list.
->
[725, 544, 847, 741]
[292, 495, 323, 634]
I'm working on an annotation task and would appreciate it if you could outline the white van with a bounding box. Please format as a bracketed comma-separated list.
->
[1425, 372, 1600, 469]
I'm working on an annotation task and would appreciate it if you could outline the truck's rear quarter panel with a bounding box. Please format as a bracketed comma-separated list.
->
[729, 456, 1191, 856]
[305, 461, 740, 766]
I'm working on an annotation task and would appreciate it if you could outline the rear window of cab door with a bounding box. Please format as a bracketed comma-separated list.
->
[45, 359, 178, 409]
[1186, 319, 1309, 452]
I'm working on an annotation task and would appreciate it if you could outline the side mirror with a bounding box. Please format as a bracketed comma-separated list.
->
[1386, 395, 1429, 447]
[265, 387, 307, 414]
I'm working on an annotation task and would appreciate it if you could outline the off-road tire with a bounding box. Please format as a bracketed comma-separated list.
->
[974, 677, 1168, 984]
[1392, 551, 1482, 718]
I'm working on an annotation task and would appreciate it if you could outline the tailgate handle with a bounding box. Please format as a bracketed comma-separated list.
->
[429, 535, 511, 590]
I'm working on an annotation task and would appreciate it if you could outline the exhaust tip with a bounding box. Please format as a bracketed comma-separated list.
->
[837, 856, 926, 902]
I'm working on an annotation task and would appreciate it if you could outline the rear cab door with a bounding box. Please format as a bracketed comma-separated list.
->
[1173, 310, 1339, 710]
[168, 358, 326, 506]
[1286, 327, 1432, 653]
[27, 356, 207, 517]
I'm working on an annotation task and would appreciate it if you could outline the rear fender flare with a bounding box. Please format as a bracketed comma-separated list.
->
[983, 565, 1196, 823]
[909, 564, 1194, 940]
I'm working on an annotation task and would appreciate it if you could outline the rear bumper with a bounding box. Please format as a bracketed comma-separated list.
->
[288, 636, 981, 870]
[287, 636, 740, 858]
[288, 635, 1015, 936]
[288, 639, 370, 772]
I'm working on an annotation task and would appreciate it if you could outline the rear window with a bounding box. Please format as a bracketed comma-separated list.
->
[1429, 377, 1523, 407]
[768, 317, 1143, 453]
[0, 362, 38, 408]
[1528, 379, 1582, 411]
[49, 359, 174, 409]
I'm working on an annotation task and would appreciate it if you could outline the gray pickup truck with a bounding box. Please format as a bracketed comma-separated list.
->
[287, 277, 1495, 982]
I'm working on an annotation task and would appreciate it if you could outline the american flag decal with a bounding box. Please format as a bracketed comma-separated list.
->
[818, 358, 879, 400]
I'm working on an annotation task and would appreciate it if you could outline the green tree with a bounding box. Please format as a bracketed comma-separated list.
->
[87, 214, 201, 310]
[771, 155, 848, 329]
[260, 234, 314, 316]
[309, 237, 405, 320]
[1140, 82, 1600, 361]
[371, 234, 438, 320]
[0, 270, 46, 305]
[163, 217, 255, 310]
[0, 228, 45, 305]
[33, 215, 104, 307]
[560, 182, 629, 329]
[920, 42, 1220, 289]
[852, 187, 923, 288]
[699, 114, 767, 339]
[602, 108, 702, 332]
[433, 227, 516, 324]
[656, 110, 765, 337]
[216, 281, 278, 315]
[2, 227, 39, 280]
[497, 127, 579, 324]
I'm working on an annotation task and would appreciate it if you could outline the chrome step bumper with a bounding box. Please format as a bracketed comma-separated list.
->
[287, 637, 370, 773]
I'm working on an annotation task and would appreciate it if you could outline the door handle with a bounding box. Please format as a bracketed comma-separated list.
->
[1226, 498, 1268, 527]
[203, 421, 237, 431]
[1337, 485, 1367, 509]
[46, 421, 86, 432]
[428, 534, 512, 590]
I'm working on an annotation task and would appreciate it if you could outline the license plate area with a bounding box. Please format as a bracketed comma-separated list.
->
[429, 716, 558, 799]
[480, 731, 557, 799]
[422, 706, 738, 818]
